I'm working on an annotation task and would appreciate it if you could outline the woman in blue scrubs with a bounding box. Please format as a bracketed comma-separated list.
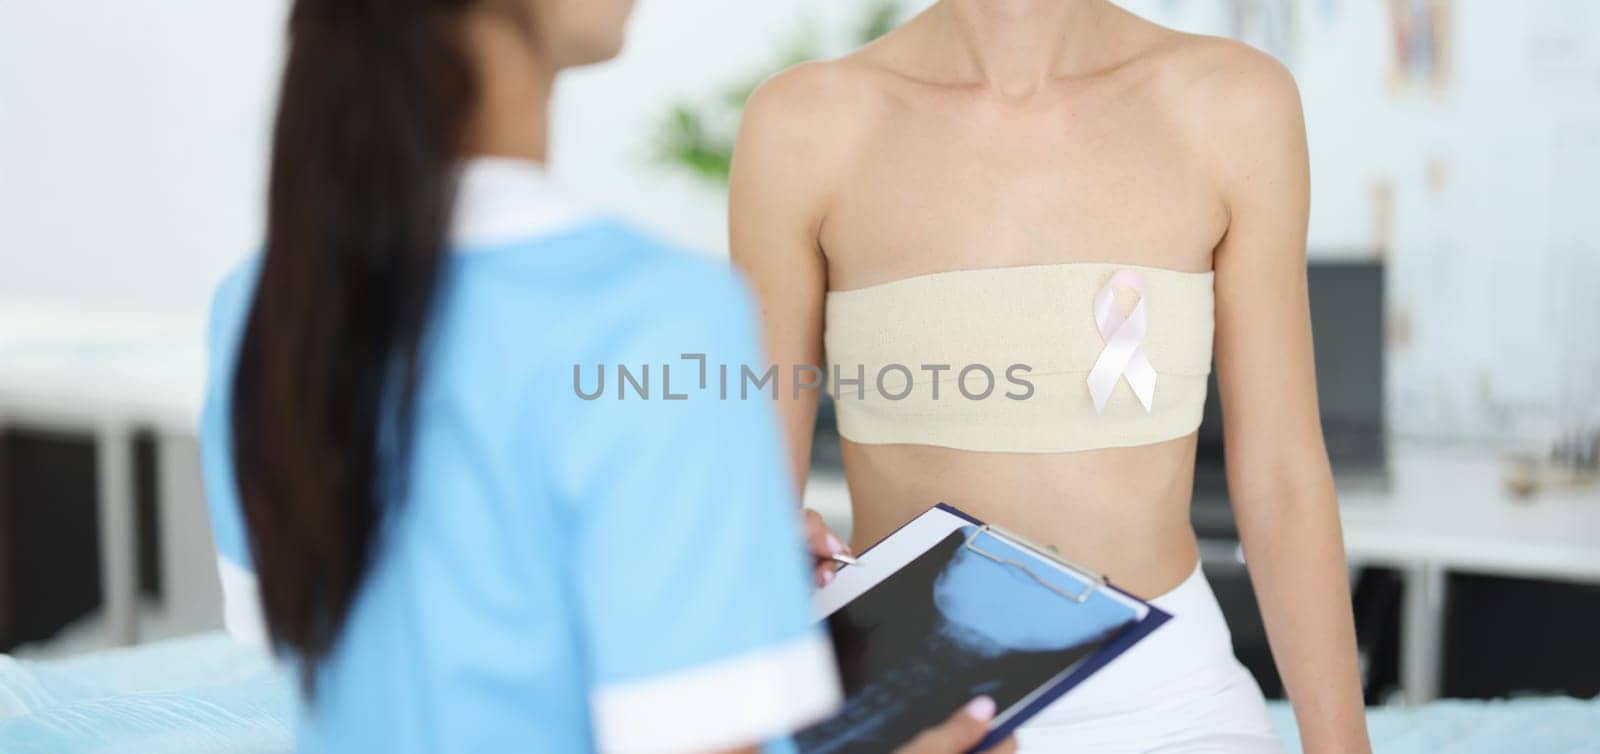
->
[199, 1, 1011, 752]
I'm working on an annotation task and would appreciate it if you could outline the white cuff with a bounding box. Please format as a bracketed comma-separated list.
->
[591, 632, 841, 754]
[217, 555, 269, 650]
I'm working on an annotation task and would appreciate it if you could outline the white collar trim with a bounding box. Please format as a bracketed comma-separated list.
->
[450, 156, 597, 250]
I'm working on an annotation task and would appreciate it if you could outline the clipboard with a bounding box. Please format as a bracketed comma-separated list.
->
[798, 503, 1171, 754]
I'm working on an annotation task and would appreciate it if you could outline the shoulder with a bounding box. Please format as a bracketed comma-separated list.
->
[212, 255, 261, 308]
[1151, 34, 1305, 152]
[732, 57, 896, 234]
[1135, 34, 1307, 201]
[1151, 32, 1299, 101]
[739, 58, 882, 146]
[205, 256, 262, 361]
[608, 243, 761, 361]
[605, 231, 758, 332]
[733, 57, 890, 189]
[463, 220, 759, 353]
[492, 220, 748, 308]
[210, 256, 261, 317]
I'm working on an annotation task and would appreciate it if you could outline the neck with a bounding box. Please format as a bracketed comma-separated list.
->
[461, 10, 554, 163]
[931, 0, 1110, 95]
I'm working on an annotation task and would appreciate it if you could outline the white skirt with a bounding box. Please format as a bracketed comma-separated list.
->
[1017, 563, 1285, 753]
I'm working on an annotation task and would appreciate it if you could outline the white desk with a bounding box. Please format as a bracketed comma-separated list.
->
[0, 301, 206, 647]
[803, 445, 1600, 704]
[1337, 448, 1600, 704]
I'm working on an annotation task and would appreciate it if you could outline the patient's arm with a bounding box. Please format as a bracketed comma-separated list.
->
[731, 65, 860, 588]
[1201, 44, 1371, 754]
[729, 63, 854, 492]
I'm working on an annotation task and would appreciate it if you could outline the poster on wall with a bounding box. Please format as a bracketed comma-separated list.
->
[1388, 0, 1452, 94]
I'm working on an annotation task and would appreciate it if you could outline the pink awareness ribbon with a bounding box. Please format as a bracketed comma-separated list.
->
[1087, 270, 1156, 415]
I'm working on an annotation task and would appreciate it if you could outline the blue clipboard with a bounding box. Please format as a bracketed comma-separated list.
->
[800, 503, 1171, 754]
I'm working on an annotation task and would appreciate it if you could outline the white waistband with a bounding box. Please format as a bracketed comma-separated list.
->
[1018, 563, 1279, 749]
[1045, 562, 1239, 713]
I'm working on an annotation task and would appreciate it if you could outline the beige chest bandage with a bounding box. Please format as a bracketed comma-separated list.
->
[823, 263, 1214, 453]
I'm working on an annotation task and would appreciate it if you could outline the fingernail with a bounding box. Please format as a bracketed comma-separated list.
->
[964, 696, 996, 722]
[822, 568, 836, 586]
[826, 534, 847, 555]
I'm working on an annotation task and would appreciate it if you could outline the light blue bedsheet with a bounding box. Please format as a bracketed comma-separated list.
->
[2, 632, 1597, 753]
[1269, 695, 1600, 754]
[0, 633, 292, 754]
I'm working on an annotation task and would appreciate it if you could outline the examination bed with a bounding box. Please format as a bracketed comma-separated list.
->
[1, 633, 1595, 753]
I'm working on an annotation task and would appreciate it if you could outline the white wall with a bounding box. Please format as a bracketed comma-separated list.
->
[0, 1, 285, 317]
[0, 0, 867, 315]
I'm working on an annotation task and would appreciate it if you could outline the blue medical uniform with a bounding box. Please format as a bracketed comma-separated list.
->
[199, 159, 840, 753]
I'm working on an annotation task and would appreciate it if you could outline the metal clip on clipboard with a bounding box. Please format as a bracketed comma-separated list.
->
[962, 524, 1107, 604]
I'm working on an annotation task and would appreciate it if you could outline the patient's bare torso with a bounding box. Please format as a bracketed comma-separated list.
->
[815, 22, 1230, 598]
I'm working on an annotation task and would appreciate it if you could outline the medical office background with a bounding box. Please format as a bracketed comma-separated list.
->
[1, 0, 1597, 731]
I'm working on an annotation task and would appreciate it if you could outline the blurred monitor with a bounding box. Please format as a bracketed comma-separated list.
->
[1193, 258, 1388, 492]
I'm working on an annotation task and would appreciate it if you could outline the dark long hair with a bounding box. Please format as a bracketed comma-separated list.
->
[231, 0, 477, 688]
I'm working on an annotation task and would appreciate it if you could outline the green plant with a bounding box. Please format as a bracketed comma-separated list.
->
[653, 1, 903, 186]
